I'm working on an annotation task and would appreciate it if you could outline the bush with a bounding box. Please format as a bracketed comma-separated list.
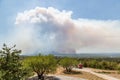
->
[59, 57, 78, 73]
[25, 54, 57, 80]
[0, 44, 27, 80]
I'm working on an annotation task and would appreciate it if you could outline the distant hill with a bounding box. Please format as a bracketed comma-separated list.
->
[52, 53, 120, 58]
[21, 52, 120, 58]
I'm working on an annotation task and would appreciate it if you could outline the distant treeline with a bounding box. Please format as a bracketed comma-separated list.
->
[54, 56, 120, 70]
[79, 58, 120, 70]
[53, 53, 120, 58]
[21, 55, 120, 70]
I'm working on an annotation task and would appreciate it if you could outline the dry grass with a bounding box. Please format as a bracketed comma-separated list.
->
[107, 73, 120, 79]
[89, 68, 120, 79]
[64, 71, 105, 80]
[55, 67, 105, 80]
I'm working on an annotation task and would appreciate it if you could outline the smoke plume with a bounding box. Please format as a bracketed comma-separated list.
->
[13, 7, 120, 54]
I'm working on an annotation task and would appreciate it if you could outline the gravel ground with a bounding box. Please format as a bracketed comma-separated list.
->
[53, 75, 86, 80]
[28, 75, 86, 80]
[73, 68, 119, 80]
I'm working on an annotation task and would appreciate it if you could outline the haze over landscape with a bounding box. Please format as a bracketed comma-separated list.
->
[1, 0, 120, 55]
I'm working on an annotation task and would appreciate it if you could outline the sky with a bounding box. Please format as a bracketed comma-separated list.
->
[0, 0, 120, 54]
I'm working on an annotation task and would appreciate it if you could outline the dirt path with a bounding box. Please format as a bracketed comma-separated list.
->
[50, 75, 86, 80]
[73, 68, 119, 80]
[28, 74, 86, 80]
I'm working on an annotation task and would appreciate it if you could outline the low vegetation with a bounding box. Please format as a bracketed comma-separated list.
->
[0, 44, 28, 80]
[59, 57, 78, 73]
[79, 58, 120, 70]
[0, 44, 120, 80]
[24, 54, 57, 80]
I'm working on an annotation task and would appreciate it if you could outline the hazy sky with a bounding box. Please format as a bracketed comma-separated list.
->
[0, 0, 120, 54]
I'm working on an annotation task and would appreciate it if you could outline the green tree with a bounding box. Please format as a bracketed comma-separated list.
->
[59, 57, 78, 72]
[26, 54, 57, 80]
[0, 44, 27, 80]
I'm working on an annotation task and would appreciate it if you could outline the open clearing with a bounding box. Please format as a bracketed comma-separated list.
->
[55, 67, 105, 80]
[73, 68, 119, 80]
[90, 68, 120, 79]
[29, 67, 120, 80]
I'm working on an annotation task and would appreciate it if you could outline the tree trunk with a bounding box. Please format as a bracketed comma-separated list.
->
[66, 67, 68, 72]
[66, 67, 71, 72]
[37, 72, 44, 80]
[68, 68, 71, 72]
[38, 74, 43, 80]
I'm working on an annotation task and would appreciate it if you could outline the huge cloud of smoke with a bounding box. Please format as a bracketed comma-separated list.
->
[14, 7, 120, 54]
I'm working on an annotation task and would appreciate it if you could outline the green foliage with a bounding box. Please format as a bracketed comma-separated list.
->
[80, 58, 119, 70]
[59, 57, 78, 72]
[25, 54, 57, 80]
[0, 44, 27, 80]
[56, 57, 120, 72]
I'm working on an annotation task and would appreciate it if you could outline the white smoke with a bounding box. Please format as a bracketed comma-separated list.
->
[14, 7, 120, 54]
